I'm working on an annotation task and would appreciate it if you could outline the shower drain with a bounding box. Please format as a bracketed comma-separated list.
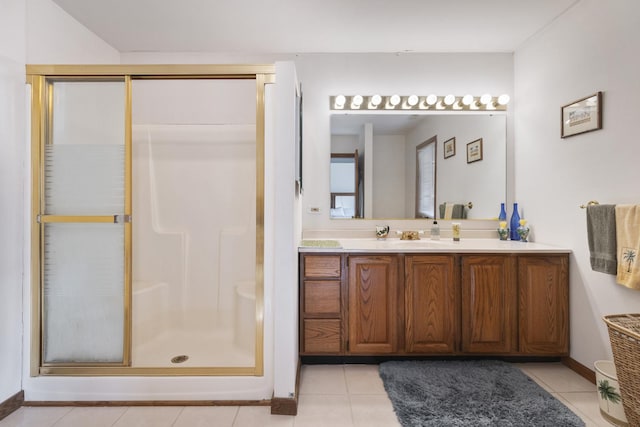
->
[171, 355, 189, 364]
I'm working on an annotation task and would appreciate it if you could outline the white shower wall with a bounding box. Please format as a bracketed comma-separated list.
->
[132, 124, 256, 329]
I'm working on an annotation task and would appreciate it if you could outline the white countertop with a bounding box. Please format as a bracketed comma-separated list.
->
[299, 238, 571, 254]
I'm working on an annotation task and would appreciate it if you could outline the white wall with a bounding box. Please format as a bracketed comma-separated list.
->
[0, 0, 26, 404]
[26, 0, 119, 63]
[372, 134, 406, 218]
[514, 0, 640, 368]
[293, 53, 514, 232]
[273, 61, 300, 400]
[331, 134, 361, 154]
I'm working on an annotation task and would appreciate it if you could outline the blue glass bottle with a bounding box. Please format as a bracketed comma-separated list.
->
[498, 203, 507, 221]
[510, 203, 520, 240]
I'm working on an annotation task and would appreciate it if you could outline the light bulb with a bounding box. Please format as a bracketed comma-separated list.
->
[407, 95, 419, 107]
[351, 95, 363, 109]
[425, 94, 438, 106]
[480, 93, 492, 105]
[462, 95, 474, 106]
[369, 94, 382, 108]
[497, 94, 510, 105]
[389, 94, 401, 106]
[334, 95, 346, 109]
[444, 94, 456, 106]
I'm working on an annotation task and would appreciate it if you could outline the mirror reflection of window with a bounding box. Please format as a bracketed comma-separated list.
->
[415, 137, 436, 219]
[330, 150, 359, 218]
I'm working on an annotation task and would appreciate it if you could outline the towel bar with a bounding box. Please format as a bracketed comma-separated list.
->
[579, 200, 600, 209]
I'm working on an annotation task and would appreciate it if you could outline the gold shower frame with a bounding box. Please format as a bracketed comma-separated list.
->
[27, 64, 274, 376]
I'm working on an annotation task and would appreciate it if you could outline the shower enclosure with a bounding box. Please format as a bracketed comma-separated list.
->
[27, 65, 273, 376]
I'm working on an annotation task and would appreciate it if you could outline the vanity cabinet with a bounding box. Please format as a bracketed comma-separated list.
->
[299, 251, 569, 358]
[517, 255, 569, 355]
[405, 255, 458, 353]
[461, 255, 517, 354]
[347, 255, 400, 354]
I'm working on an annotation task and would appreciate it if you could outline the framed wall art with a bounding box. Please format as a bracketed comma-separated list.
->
[444, 137, 456, 159]
[561, 91, 602, 138]
[466, 138, 483, 163]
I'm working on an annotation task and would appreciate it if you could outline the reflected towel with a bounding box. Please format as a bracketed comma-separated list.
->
[440, 203, 467, 220]
[586, 204, 617, 275]
[615, 205, 640, 289]
[444, 203, 454, 219]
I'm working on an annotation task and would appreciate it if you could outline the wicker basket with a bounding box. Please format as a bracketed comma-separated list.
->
[604, 314, 640, 427]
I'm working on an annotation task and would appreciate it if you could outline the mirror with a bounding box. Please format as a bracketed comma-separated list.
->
[330, 113, 506, 220]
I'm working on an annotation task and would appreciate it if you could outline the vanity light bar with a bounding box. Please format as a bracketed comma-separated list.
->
[330, 94, 510, 111]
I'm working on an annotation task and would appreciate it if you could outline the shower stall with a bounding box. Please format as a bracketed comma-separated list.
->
[28, 65, 272, 376]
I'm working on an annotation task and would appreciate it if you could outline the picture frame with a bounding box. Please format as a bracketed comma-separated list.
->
[561, 91, 602, 138]
[466, 138, 483, 163]
[443, 137, 456, 159]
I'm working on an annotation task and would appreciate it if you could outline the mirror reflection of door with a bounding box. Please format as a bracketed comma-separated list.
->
[330, 150, 360, 218]
[415, 136, 437, 218]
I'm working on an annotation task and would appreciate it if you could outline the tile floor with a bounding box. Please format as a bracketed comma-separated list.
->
[0, 362, 614, 427]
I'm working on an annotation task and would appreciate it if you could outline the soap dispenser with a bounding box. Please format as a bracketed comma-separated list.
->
[430, 220, 440, 240]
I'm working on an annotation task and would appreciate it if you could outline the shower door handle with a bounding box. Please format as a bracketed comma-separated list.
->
[114, 215, 132, 224]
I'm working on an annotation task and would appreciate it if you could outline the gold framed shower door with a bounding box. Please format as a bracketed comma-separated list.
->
[27, 64, 274, 377]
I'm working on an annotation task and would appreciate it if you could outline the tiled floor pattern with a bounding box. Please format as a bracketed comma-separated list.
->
[0, 362, 615, 426]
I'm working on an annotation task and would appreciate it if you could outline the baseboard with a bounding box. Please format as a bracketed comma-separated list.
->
[24, 400, 270, 407]
[270, 397, 297, 416]
[562, 356, 596, 384]
[270, 358, 301, 416]
[0, 391, 24, 421]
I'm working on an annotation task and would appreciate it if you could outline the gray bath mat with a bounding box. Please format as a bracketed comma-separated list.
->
[379, 360, 585, 426]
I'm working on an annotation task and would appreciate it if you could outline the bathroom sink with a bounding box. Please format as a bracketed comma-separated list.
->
[378, 239, 449, 250]
[386, 237, 446, 244]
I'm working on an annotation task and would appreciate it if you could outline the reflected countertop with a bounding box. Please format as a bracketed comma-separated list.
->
[299, 238, 571, 254]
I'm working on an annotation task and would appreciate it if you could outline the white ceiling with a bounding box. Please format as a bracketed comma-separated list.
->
[50, 0, 580, 54]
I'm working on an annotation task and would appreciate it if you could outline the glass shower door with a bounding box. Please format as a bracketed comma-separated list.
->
[131, 78, 258, 369]
[39, 79, 129, 365]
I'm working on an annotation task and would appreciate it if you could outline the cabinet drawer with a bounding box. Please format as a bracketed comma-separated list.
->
[304, 255, 341, 278]
[304, 281, 341, 314]
[303, 319, 341, 353]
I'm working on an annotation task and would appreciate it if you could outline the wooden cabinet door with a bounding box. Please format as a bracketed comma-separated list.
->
[405, 255, 458, 353]
[348, 255, 399, 354]
[518, 255, 569, 355]
[461, 255, 517, 353]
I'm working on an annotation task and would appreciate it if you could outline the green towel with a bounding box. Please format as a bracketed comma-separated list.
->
[300, 240, 342, 248]
[586, 204, 617, 275]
